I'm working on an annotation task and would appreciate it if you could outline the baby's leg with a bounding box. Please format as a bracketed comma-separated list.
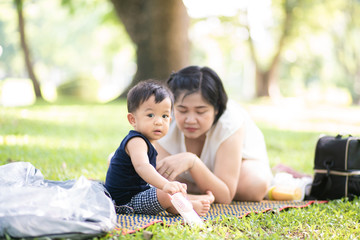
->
[129, 188, 168, 215]
[156, 189, 178, 214]
[157, 190, 212, 216]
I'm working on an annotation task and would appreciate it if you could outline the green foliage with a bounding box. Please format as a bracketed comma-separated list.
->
[0, 0, 135, 97]
[1, 0, 360, 104]
[189, 0, 360, 103]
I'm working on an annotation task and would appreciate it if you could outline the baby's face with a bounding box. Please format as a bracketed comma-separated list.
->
[130, 95, 172, 142]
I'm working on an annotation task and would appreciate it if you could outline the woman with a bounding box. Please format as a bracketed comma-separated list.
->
[155, 66, 273, 203]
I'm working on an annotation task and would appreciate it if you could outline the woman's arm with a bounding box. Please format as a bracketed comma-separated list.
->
[213, 128, 244, 202]
[128, 138, 186, 195]
[189, 128, 244, 204]
[155, 127, 244, 204]
[155, 143, 197, 181]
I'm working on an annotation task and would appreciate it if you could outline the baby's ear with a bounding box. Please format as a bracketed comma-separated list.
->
[127, 113, 136, 127]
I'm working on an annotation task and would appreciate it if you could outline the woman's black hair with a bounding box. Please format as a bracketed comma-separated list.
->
[127, 79, 174, 113]
[166, 66, 228, 124]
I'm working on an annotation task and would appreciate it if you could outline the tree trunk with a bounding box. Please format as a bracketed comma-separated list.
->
[110, 0, 190, 98]
[15, 0, 43, 99]
[248, 0, 294, 98]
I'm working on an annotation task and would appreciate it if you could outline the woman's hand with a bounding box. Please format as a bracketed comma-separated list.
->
[156, 152, 198, 181]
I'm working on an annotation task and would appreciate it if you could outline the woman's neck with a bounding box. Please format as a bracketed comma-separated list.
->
[184, 134, 206, 158]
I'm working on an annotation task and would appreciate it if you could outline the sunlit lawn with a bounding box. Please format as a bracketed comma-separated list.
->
[1, 98, 360, 239]
[0, 98, 333, 180]
[0, 100, 131, 181]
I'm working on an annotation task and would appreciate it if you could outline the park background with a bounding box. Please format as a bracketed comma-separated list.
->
[1, 0, 360, 105]
[1, 0, 360, 179]
[1, 1, 360, 239]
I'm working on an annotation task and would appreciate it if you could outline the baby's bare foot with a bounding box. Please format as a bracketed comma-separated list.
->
[205, 190, 215, 204]
[191, 199, 210, 216]
[188, 190, 215, 204]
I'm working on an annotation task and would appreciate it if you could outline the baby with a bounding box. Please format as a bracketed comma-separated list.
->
[105, 80, 211, 215]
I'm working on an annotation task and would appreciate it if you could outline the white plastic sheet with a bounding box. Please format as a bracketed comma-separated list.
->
[0, 162, 117, 239]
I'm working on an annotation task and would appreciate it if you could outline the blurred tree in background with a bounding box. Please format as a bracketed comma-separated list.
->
[331, 0, 360, 104]
[14, 0, 42, 99]
[0, 0, 359, 104]
[110, 0, 190, 97]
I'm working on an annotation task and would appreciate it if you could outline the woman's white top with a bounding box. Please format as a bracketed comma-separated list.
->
[158, 100, 269, 183]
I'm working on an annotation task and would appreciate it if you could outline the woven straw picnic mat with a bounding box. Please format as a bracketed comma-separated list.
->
[114, 200, 325, 235]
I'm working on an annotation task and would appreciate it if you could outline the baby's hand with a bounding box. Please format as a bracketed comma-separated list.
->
[163, 181, 187, 195]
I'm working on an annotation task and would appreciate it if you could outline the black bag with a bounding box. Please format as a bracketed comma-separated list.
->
[310, 134, 360, 200]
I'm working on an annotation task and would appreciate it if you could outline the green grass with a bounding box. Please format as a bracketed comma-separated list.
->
[0, 100, 130, 180]
[1, 99, 360, 239]
[122, 199, 360, 239]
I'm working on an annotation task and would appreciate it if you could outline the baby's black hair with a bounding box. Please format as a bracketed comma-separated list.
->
[127, 80, 174, 113]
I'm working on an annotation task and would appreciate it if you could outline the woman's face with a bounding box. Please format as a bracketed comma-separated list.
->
[174, 92, 217, 140]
